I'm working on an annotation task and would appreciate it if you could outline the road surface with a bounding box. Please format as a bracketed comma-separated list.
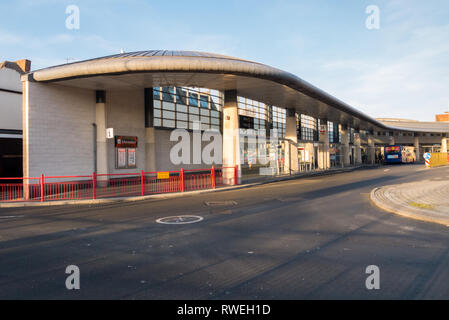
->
[1, 164, 448, 299]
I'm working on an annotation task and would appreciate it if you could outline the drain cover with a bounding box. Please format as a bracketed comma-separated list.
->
[204, 201, 237, 206]
[156, 215, 203, 225]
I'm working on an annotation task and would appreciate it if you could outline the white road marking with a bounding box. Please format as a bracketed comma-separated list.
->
[384, 169, 390, 172]
[156, 215, 203, 225]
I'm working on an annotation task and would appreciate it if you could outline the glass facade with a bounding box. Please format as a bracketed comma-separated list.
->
[236, 97, 287, 170]
[236, 97, 286, 138]
[349, 128, 355, 144]
[271, 106, 286, 138]
[153, 86, 222, 131]
[328, 121, 340, 143]
[238, 97, 268, 131]
[299, 114, 318, 141]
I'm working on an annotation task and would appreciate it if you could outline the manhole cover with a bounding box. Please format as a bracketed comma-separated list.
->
[156, 215, 203, 225]
[204, 201, 237, 206]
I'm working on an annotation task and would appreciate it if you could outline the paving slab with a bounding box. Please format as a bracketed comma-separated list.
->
[370, 180, 449, 226]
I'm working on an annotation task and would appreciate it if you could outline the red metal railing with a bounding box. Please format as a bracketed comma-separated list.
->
[0, 177, 41, 202]
[44, 175, 93, 201]
[0, 166, 238, 203]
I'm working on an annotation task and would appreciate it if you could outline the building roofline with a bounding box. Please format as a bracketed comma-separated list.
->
[27, 50, 449, 133]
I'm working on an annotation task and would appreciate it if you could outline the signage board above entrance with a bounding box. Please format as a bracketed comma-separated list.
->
[115, 136, 138, 148]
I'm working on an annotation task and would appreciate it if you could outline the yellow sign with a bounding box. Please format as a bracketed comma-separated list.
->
[428, 153, 449, 167]
[157, 172, 170, 179]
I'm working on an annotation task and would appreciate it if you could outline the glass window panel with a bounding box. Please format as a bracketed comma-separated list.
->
[200, 116, 210, 124]
[153, 87, 161, 100]
[177, 104, 187, 113]
[177, 121, 188, 129]
[162, 102, 175, 111]
[210, 99, 218, 111]
[190, 121, 201, 130]
[176, 88, 187, 105]
[211, 110, 219, 118]
[200, 95, 209, 109]
[189, 106, 199, 114]
[189, 93, 198, 107]
[163, 119, 175, 128]
[162, 110, 175, 119]
[162, 87, 175, 102]
[201, 123, 210, 130]
[151, 86, 222, 131]
[153, 118, 161, 127]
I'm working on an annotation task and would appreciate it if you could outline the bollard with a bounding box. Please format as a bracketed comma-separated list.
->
[211, 166, 216, 189]
[92, 172, 96, 200]
[180, 168, 185, 192]
[234, 165, 238, 186]
[140, 170, 145, 196]
[40, 174, 45, 202]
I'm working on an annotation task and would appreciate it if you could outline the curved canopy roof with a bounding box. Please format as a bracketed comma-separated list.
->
[28, 50, 449, 133]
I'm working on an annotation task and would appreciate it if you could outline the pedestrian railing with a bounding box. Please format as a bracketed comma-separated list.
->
[0, 166, 238, 203]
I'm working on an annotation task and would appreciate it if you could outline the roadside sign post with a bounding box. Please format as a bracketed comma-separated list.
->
[424, 152, 431, 168]
[106, 128, 114, 139]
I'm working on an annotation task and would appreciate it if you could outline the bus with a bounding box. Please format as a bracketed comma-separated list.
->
[384, 145, 416, 164]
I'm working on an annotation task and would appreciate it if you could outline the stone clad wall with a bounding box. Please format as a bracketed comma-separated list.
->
[25, 82, 95, 177]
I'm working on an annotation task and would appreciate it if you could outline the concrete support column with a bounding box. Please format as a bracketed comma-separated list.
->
[441, 137, 448, 153]
[95, 91, 109, 178]
[318, 120, 330, 170]
[284, 109, 298, 174]
[389, 134, 395, 146]
[22, 78, 30, 199]
[354, 131, 362, 164]
[367, 134, 376, 164]
[145, 128, 156, 172]
[340, 125, 350, 167]
[144, 88, 156, 172]
[414, 136, 420, 161]
[222, 90, 241, 184]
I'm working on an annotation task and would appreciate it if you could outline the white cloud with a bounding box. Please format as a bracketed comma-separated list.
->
[0, 29, 24, 45]
[315, 22, 449, 121]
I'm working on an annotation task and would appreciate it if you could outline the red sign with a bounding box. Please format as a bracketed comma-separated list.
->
[385, 146, 401, 152]
[115, 136, 138, 148]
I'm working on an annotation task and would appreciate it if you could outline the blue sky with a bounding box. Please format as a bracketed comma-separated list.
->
[1, 0, 448, 121]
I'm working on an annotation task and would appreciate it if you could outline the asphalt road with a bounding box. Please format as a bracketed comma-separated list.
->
[1, 164, 449, 300]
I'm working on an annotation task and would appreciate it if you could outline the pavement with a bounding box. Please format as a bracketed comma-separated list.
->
[371, 176, 449, 226]
[1, 163, 449, 299]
